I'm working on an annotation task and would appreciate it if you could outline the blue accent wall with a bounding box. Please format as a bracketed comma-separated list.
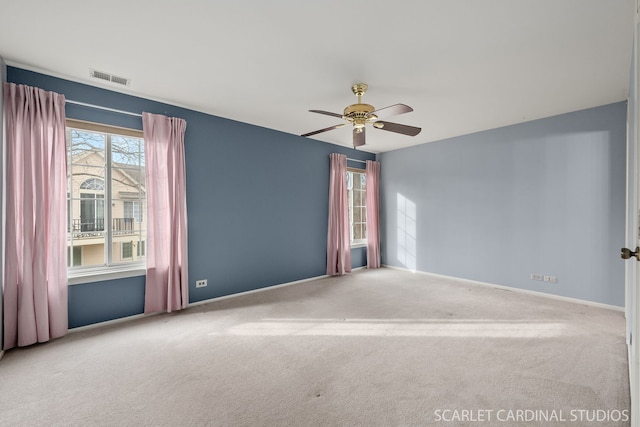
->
[6, 67, 374, 328]
[68, 276, 146, 328]
[379, 102, 627, 307]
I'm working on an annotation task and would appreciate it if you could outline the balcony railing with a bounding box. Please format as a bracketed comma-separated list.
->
[112, 218, 135, 232]
[69, 218, 136, 237]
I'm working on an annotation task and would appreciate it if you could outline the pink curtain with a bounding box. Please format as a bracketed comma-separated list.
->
[142, 112, 189, 314]
[3, 83, 68, 350]
[327, 153, 351, 276]
[366, 160, 381, 268]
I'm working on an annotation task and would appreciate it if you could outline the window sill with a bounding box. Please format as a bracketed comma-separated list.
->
[351, 242, 367, 249]
[68, 263, 146, 285]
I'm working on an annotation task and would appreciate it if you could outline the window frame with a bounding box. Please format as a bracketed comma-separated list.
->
[347, 167, 368, 248]
[66, 119, 147, 284]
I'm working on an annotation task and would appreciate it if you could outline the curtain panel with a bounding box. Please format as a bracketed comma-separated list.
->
[365, 160, 381, 268]
[3, 82, 68, 349]
[326, 153, 351, 276]
[142, 112, 189, 313]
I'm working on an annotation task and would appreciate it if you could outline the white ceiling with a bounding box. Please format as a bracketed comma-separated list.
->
[0, 1, 634, 153]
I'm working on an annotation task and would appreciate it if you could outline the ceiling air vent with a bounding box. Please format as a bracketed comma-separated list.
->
[89, 69, 131, 86]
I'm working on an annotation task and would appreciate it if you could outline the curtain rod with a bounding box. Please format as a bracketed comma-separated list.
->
[347, 157, 366, 164]
[66, 99, 143, 118]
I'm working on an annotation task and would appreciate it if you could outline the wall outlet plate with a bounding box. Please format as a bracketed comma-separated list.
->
[195, 279, 208, 288]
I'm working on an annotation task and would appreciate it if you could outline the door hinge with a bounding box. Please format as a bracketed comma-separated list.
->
[621, 247, 640, 260]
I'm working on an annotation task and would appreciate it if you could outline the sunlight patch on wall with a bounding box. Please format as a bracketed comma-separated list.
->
[397, 193, 417, 270]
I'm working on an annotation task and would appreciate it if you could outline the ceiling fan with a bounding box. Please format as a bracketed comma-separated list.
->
[301, 83, 421, 148]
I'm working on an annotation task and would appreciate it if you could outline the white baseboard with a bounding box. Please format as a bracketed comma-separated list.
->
[383, 265, 624, 312]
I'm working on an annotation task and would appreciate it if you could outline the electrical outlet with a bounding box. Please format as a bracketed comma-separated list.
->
[195, 279, 208, 288]
[531, 273, 543, 281]
[543, 275, 558, 283]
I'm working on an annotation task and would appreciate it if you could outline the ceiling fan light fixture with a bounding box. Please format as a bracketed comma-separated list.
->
[373, 121, 384, 129]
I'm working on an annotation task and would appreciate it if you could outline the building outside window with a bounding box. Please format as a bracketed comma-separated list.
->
[66, 120, 146, 270]
[347, 168, 367, 246]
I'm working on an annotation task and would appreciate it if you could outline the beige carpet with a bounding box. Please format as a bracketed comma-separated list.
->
[0, 268, 630, 426]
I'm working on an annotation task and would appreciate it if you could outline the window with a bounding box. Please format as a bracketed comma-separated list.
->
[66, 119, 146, 271]
[124, 200, 143, 223]
[347, 168, 367, 246]
[121, 242, 133, 259]
[80, 178, 105, 190]
[80, 192, 105, 232]
[120, 240, 145, 260]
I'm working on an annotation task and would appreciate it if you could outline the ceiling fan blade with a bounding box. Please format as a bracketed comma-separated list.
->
[371, 103, 413, 118]
[301, 123, 347, 137]
[309, 110, 344, 119]
[374, 121, 421, 136]
[353, 128, 366, 148]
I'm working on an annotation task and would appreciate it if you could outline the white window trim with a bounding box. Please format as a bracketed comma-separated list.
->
[347, 168, 368, 248]
[66, 119, 146, 282]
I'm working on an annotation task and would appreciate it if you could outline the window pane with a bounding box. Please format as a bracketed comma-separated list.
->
[67, 246, 82, 267]
[79, 194, 105, 232]
[112, 167, 144, 196]
[111, 136, 144, 165]
[347, 170, 367, 245]
[354, 205, 362, 223]
[69, 166, 105, 198]
[122, 200, 144, 223]
[353, 173, 362, 190]
[68, 130, 106, 164]
[67, 124, 146, 270]
[68, 129, 106, 262]
[65, 242, 105, 268]
[356, 189, 365, 207]
[70, 193, 106, 265]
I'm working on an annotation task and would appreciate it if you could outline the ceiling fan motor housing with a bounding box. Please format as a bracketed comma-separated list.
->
[343, 103, 377, 128]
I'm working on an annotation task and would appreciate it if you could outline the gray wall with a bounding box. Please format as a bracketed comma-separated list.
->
[379, 102, 627, 307]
